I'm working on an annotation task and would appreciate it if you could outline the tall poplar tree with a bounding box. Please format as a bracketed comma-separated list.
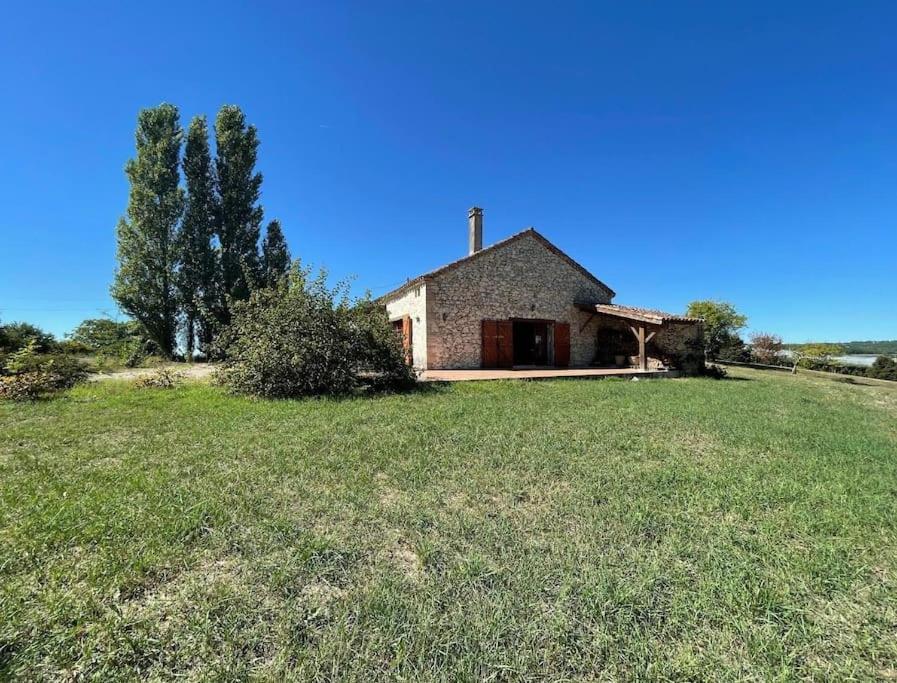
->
[112, 104, 184, 358]
[177, 115, 221, 356]
[215, 105, 263, 317]
[261, 219, 291, 286]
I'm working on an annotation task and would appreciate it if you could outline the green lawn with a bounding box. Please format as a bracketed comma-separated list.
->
[2, 369, 896, 681]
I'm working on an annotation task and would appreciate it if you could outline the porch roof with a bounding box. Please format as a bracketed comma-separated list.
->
[575, 302, 702, 325]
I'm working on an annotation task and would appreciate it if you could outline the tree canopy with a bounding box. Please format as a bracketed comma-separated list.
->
[685, 300, 747, 360]
[111, 103, 293, 356]
[111, 103, 184, 357]
[261, 219, 291, 287]
[215, 105, 264, 310]
[178, 115, 221, 355]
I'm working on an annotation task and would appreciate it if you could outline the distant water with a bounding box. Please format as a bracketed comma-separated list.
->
[780, 351, 890, 367]
[832, 354, 885, 367]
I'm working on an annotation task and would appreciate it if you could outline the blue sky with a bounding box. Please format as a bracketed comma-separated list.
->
[1, 1, 895, 343]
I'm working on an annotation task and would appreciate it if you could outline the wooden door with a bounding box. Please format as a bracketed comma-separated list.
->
[482, 320, 514, 368]
[554, 322, 570, 367]
[497, 320, 514, 368]
[481, 320, 498, 368]
[401, 315, 413, 363]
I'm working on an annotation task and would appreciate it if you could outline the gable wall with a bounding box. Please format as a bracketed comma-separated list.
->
[425, 234, 612, 369]
[384, 283, 428, 369]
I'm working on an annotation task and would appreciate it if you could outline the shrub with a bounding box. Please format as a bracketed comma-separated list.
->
[0, 321, 56, 353]
[867, 356, 897, 381]
[68, 318, 159, 366]
[56, 339, 94, 355]
[700, 363, 728, 379]
[749, 332, 784, 365]
[0, 341, 89, 401]
[0, 372, 59, 401]
[134, 367, 185, 389]
[215, 267, 415, 398]
[716, 332, 750, 363]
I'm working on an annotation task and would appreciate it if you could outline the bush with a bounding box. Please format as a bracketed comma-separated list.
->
[0, 321, 56, 353]
[68, 318, 159, 366]
[749, 332, 783, 365]
[700, 363, 728, 379]
[0, 341, 89, 401]
[716, 332, 750, 362]
[134, 367, 185, 389]
[0, 372, 60, 401]
[56, 339, 94, 355]
[867, 356, 897, 381]
[214, 268, 415, 398]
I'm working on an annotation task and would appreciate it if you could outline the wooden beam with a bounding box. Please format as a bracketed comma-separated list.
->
[638, 325, 647, 371]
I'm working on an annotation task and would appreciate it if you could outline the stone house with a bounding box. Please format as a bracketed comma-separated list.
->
[379, 208, 703, 373]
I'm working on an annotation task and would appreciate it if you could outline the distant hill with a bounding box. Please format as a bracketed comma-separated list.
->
[783, 340, 897, 355]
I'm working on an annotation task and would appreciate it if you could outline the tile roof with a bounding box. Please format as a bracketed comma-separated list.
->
[579, 303, 702, 325]
[377, 228, 616, 302]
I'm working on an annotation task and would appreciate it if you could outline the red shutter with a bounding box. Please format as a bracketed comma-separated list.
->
[401, 315, 413, 363]
[497, 320, 514, 368]
[554, 322, 570, 367]
[481, 320, 498, 368]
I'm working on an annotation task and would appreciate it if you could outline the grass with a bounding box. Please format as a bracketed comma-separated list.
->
[1, 368, 896, 680]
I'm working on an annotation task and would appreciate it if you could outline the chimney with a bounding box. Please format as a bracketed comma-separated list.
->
[468, 206, 483, 255]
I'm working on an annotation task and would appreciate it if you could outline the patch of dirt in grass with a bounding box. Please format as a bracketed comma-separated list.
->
[390, 545, 423, 580]
[300, 581, 345, 606]
[440, 482, 575, 526]
[646, 428, 733, 466]
[445, 490, 470, 511]
[381, 532, 423, 581]
[374, 472, 406, 509]
[120, 555, 276, 632]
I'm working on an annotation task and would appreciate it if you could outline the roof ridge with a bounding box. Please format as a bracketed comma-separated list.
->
[377, 227, 614, 302]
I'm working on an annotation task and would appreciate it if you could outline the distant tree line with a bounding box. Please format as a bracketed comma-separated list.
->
[112, 103, 292, 359]
[783, 340, 897, 356]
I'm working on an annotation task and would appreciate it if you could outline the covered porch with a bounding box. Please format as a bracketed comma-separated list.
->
[575, 302, 702, 372]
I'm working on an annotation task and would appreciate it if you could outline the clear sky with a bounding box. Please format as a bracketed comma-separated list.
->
[1, 2, 895, 343]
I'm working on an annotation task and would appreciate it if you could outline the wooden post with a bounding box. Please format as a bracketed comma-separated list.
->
[629, 324, 657, 371]
[638, 325, 647, 371]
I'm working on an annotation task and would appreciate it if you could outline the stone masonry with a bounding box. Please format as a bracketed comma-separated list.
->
[384, 282, 428, 368]
[381, 223, 703, 372]
[424, 231, 612, 369]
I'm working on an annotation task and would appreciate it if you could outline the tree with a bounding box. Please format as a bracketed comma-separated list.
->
[796, 343, 844, 360]
[685, 300, 748, 360]
[867, 356, 897, 381]
[178, 115, 221, 356]
[0, 321, 56, 353]
[750, 332, 783, 365]
[111, 104, 184, 358]
[69, 318, 156, 361]
[790, 342, 845, 373]
[215, 105, 263, 316]
[261, 219, 291, 287]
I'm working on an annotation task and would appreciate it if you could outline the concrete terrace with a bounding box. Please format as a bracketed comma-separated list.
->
[420, 367, 674, 382]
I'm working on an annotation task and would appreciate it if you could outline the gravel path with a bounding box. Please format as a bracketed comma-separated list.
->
[89, 364, 217, 382]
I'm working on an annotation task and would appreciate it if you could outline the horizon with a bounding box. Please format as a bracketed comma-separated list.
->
[1, 2, 895, 343]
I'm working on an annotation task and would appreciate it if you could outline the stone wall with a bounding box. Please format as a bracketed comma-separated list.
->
[593, 317, 704, 373]
[425, 233, 613, 369]
[653, 321, 705, 374]
[384, 283, 428, 369]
